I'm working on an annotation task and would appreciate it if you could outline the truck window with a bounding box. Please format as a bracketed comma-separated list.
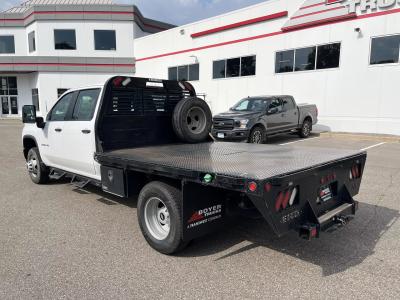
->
[72, 89, 100, 121]
[282, 97, 295, 110]
[268, 99, 283, 113]
[49, 92, 74, 121]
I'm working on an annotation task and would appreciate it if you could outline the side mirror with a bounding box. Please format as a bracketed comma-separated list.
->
[36, 117, 46, 129]
[267, 107, 278, 115]
[22, 105, 36, 123]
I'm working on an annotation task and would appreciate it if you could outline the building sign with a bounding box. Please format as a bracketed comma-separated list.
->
[283, 0, 399, 31]
[327, 0, 400, 13]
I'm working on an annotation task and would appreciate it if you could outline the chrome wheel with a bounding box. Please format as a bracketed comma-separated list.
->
[186, 106, 207, 135]
[27, 156, 38, 178]
[144, 197, 170, 241]
[252, 130, 262, 144]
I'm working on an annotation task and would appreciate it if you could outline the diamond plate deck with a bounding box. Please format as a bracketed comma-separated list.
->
[96, 142, 365, 180]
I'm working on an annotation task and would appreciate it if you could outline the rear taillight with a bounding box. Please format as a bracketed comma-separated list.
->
[349, 164, 362, 180]
[275, 187, 298, 212]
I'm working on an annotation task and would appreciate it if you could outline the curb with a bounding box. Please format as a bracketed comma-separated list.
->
[319, 132, 400, 142]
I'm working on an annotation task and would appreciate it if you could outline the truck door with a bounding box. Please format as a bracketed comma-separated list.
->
[41, 92, 76, 168]
[266, 98, 284, 134]
[281, 96, 298, 130]
[60, 88, 101, 179]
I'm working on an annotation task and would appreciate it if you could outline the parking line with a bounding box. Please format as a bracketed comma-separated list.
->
[279, 136, 320, 146]
[360, 142, 386, 151]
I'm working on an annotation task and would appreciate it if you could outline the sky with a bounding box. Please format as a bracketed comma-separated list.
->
[0, 0, 266, 25]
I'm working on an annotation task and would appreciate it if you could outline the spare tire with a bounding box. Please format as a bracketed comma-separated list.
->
[172, 97, 212, 143]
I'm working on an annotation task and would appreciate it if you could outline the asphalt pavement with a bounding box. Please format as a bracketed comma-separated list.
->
[1, 119, 399, 299]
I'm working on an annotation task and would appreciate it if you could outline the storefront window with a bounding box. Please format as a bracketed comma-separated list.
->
[295, 47, 316, 71]
[94, 30, 116, 51]
[32, 89, 39, 111]
[54, 29, 76, 50]
[275, 50, 294, 73]
[370, 35, 400, 65]
[316, 43, 341, 69]
[0, 36, 15, 54]
[168, 63, 199, 81]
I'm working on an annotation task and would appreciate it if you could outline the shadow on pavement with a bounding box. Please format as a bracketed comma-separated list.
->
[179, 202, 399, 276]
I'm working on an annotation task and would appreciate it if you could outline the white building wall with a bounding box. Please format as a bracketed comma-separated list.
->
[134, 0, 400, 136]
[34, 20, 134, 57]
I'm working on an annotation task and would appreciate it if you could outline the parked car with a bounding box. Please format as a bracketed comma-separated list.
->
[212, 96, 318, 143]
[21, 78, 365, 255]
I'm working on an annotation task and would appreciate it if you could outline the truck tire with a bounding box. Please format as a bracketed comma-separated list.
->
[138, 181, 187, 254]
[299, 119, 312, 138]
[248, 126, 266, 144]
[26, 147, 49, 184]
[172, 97, 212, 143]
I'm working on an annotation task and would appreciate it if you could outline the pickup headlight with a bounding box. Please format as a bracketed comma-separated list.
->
[235, 119, 249, 129]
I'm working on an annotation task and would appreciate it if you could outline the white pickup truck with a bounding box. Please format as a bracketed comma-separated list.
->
[22, 76, 366, 254]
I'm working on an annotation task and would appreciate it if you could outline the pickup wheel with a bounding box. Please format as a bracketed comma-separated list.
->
[248, 126, 266, 144]
[26, 147, 49, 184]
[299, 119, 312, 138]
[138, 181, 187, 255]
[172, 97, 212, 143]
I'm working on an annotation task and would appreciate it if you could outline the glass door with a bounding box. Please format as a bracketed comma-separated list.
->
[10, 97, 18, 115]
[1, 96, 9, 115]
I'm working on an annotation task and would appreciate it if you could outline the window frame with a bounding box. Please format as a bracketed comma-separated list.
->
[0, 35, 16, 54]
[28, 31, 36, 53]
[94, 30, 117, 51]
[47, 91, 77, 121]
[168, 63, 200, 81]
[32, 88, 39, 112]
[212, 55, 257, 80]
[71, 88, 101, 121]
[369, 33, 400, 67]
[274, 42, 342, 75]
[54, 29, 77, 50]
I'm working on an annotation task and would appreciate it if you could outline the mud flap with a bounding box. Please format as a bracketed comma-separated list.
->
[182, 182, 227, 241]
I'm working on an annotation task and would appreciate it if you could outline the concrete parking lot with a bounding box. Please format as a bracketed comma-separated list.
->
[1, 119, 399, 299]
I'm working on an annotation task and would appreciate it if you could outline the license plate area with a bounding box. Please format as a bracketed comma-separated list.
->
[217, 133, 225, 139]
[318, 182, 338, 204]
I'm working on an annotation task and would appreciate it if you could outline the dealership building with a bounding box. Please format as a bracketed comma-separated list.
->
[1, 0, 400, 136]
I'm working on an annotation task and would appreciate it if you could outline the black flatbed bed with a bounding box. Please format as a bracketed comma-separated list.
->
[96, 142, 364, 181]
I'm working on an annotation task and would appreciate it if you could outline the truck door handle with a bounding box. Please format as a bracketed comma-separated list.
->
[81, 129, 91, 134]
[55, 128, 62, 132]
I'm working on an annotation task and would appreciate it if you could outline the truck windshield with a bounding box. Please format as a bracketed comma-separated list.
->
[231, 98, 269, 112]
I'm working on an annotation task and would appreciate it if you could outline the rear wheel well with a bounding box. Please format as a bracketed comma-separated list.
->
[23, 137, 37, 159]
[303, 116, 312, 124]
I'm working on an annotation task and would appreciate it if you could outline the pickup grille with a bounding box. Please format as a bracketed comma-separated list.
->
[213, 119, 234, 130]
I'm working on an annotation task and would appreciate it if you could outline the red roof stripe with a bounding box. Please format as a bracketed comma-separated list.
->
[291, 5, 346, 20]
[191, 11, 288, 38]
[300, 1, 326, 10]
[0, 63, 135, 67]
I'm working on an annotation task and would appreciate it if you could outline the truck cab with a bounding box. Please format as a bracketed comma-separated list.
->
[22, 86, 103, 181]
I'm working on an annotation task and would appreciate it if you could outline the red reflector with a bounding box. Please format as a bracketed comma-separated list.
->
[311, 228, 317, 238]
[248, 182, 257, 192]
[113, 76, 124, 87]
[275, 192, 284, 212]
[281, 190, 292, 209]
[265, 183, 272, 192]
[320, 177, 326, 184]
